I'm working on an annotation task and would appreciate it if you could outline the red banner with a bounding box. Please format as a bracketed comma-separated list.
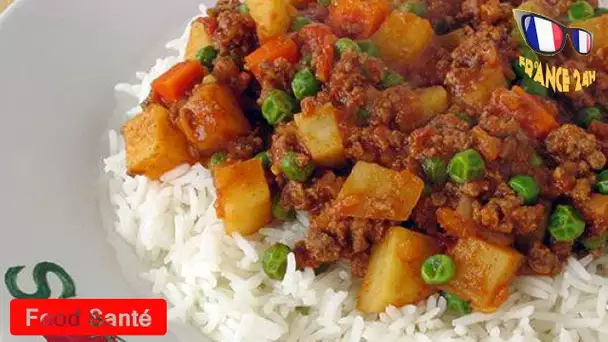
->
[10, 298, 167, 336]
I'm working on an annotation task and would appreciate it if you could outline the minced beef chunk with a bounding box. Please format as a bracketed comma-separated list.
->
[327, 51, 384, 113]
[212, 57, 252, 95]
[211, 2, 257, 59]
[343, 125, 410, 170]
[472, 182, 546, 236]
[225, 130, 264, 160]
[546, 124, 606, 170]
[257, 57, 297, 104]
[408, 114, 472, 161]
[526, 241, 560, 275]
[281, 171, 344, 214]
[294, 206, 393, 277]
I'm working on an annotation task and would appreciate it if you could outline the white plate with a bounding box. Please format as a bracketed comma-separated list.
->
[0, 0, 212, 340]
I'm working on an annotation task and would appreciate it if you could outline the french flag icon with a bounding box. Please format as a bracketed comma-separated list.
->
[571, 29, 592, 54]
[523, 16, 564, 53]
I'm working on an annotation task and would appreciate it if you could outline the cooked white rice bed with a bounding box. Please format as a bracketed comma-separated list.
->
[103, 4, 608, 342]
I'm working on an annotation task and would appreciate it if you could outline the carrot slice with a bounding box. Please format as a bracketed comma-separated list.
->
[298, 24, 336, 82]
[151, 60, 206, 103]
[244, 35, 299, 79]
[329, 0, 390, 39]
[511, 86, 559, 139]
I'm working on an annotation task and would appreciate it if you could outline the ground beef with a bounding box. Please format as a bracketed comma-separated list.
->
[472, 182, 546, 235]
[368, 84, 440, 133]
[546, 124, 607, 169]
[298, 2, 329, 22]
[343, 125, 410, 170]
[212, 57, 252, 95]
[225, 130, 264, 160]
[545, 125, 605, 202]
[408, 114, 472, 161]
[257, 57, 297, 104]
[294, 206, 393, 277]
[212, 5, 257, 60]
[327, 51, 384, 114]
[445, 23, 516, 113]
[281, 171, 344, 214]
[550, 240, 574, 260]
[526, 241, 560, 275]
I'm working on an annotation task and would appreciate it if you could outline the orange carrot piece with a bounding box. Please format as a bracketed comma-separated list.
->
[151, 60, 206, 103]
[511, 86, 559, 139]
[245, 36, 299, 79]
[436, 207, 477, 238]
[298, 23, 336, 82]
[329, 0, 390, 39]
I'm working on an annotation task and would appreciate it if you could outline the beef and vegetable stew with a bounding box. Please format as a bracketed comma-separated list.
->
[122, 0, 608, 315]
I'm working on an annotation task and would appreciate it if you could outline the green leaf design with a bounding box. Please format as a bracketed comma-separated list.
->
[4, 261, 76, 299]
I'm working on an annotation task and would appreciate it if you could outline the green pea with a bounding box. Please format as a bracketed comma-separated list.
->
[400, 0, 427, 17]
[582, 234, 607, 250]
[509, 175, 540, 205]
[422, 157, 448, 185]
[291, 16, 311, 32]
[210, 152, 227, 166]
[238, 3, 249, 13]
[448, 149, 486, 184]
[521, 76, 548, 97]
[272, 196, 295, 220]
[548, 204, 586, 242]
[441, 291, 472, 316]
[357, 40, 380, 58]
[596, 170, 608, 194]
[282, 152, 315, 182]
[318, 0, 331, 6]
[578, 106, 603, 128]
[421, 254, 456, 285]
[357, 107, 370, 125]
[381, 70, 405, 88]
[262, 243, 292, 280]
[530, 151, 544, 168]
[262, 89, 297, 125]
[255, 151, 271, 168]
[512, 47, 538, 79]
[335, 38, 361, 56]
[292, 68, 320, 100]
[196, 46, 218, 69]
[568, 0, 595, 21]
[456, 113, 475, 126]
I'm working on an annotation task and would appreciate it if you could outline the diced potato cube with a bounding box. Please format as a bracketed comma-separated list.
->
[371, 11, 433, 73]
[185, 19, 213, 61]
[178, 83, 251, 156]
[246, 0, 292, 43]
[570, 15, 608, 51]
[335, 161, 424, 221]
[123, 104, 194, 180]
[214, 158, 272, 236]
[417, 86, 449, 119]
[588, 194, 608, 219]
[294, 103, 346, 168]
[357, 227, 441, 313]
[453, 66, 508, 112]
[439, 237, 524, 312]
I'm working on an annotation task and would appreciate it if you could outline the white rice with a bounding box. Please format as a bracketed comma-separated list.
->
[102, 3, 608, 341]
